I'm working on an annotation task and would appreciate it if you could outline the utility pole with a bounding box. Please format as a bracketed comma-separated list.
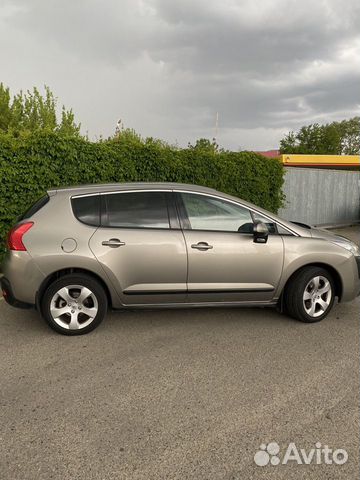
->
[115, 118, 122, 136]
[214, 111, 219, 141]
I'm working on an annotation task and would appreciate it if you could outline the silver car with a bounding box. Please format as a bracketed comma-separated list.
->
[1, 182, 359, 335]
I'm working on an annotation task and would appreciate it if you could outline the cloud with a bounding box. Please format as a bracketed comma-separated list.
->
[0, 0, 359, 149]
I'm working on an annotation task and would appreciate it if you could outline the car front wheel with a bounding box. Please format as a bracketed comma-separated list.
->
[284, 266, 335, 323]
[41, 274, 107, 335]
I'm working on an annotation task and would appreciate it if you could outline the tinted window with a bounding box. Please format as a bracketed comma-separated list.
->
[277, 224, 294, 236]
[72, 195, 100, 226]
[18, 194, 49, 220]
[180, 193, 253, 232]
[104, 192, 170, 229]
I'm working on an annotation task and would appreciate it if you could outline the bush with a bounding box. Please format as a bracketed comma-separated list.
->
[0, 131, 284, 254]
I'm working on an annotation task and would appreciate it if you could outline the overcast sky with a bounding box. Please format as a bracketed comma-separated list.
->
[1, 0, 359, 150]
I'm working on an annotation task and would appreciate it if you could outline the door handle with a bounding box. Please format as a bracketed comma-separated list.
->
[191, 242, 213, 251]
[101, 238, 126, 248]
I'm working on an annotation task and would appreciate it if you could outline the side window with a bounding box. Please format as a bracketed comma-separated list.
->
[18, 194, 49, 221]
[71, 195, 100, 226]
[252, 212, 277, 234]
[180, 193, 253, 232]
[252, 211, 294, 235]
[104, 191, 170, 229]
[277, 224, 295, 236]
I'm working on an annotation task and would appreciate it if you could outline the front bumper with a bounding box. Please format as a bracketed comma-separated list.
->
[1, 277, 34, 309]
[355, 256, 360, 279]
[342, 255, 360, 301]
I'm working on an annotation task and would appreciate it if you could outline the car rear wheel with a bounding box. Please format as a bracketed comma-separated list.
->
[284, 266, 335, 323]
[41, 274, 107, 335]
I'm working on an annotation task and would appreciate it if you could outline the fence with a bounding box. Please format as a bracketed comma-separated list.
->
[278, 167, 360, 226]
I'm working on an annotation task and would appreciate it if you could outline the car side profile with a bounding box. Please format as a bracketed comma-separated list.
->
[1, 182, 360, 335]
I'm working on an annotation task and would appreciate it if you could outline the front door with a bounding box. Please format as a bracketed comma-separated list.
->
[90, 190, 187, 305]
[177, 192, 284, 303]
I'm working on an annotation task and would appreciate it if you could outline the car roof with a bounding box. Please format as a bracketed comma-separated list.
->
[47, 182, 219, 196]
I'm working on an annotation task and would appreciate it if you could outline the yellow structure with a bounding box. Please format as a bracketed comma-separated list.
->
[280, 154, 360, 169]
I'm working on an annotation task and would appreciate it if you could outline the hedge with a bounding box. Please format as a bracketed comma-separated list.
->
[0, 131, 285, 254]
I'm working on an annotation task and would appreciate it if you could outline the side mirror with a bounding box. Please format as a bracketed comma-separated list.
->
[253, 221, 269, 243]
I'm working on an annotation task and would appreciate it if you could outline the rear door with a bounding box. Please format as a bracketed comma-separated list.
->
[89, 190, 187, 305]
[176, 191, 284, 303]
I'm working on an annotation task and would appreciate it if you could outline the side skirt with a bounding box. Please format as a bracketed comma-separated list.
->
[112, 300, 279, 310]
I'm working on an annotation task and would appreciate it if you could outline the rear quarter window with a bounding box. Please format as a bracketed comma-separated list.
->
[71, 195, 101, 226]
[18, 194, 50, 221]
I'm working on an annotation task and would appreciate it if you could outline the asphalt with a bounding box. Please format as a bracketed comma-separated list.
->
[0, 227, 359, 480]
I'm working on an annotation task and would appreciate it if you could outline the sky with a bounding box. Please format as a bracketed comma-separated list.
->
[1, 0, 359, 150]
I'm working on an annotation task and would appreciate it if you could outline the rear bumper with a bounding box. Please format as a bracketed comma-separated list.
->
[1, 277, 34, 309]
[0, 250, 45, 306]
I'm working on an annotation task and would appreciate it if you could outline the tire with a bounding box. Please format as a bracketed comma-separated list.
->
[284, 266, 335, 323]
[41, 274, 108, 335]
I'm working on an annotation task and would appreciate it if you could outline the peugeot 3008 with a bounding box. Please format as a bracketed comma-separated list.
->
[1, 183, 359, 335]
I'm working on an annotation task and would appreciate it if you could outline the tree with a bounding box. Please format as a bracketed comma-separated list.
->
[279, 117, 359, 155]
[0, 84, 11, 132]
[337, 117, 360, 155]
[0, 83, 81, 136]
[187, 138, 223, 154]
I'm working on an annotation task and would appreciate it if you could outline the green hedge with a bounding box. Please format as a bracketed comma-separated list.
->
[0, 131, 284, 253]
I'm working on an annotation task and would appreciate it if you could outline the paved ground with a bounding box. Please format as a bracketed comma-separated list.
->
[0, 227, 359, 480]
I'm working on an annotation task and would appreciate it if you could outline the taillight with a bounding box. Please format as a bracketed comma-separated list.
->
[7, 222, 34, 251]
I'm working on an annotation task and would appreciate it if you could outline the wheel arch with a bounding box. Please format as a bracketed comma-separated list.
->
[35, 267, 114, 311]
[281, 262, 343, 301]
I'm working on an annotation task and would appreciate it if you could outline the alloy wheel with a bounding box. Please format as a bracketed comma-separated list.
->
[303, 275, 332, 318]
[50, 285, 98, 330]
